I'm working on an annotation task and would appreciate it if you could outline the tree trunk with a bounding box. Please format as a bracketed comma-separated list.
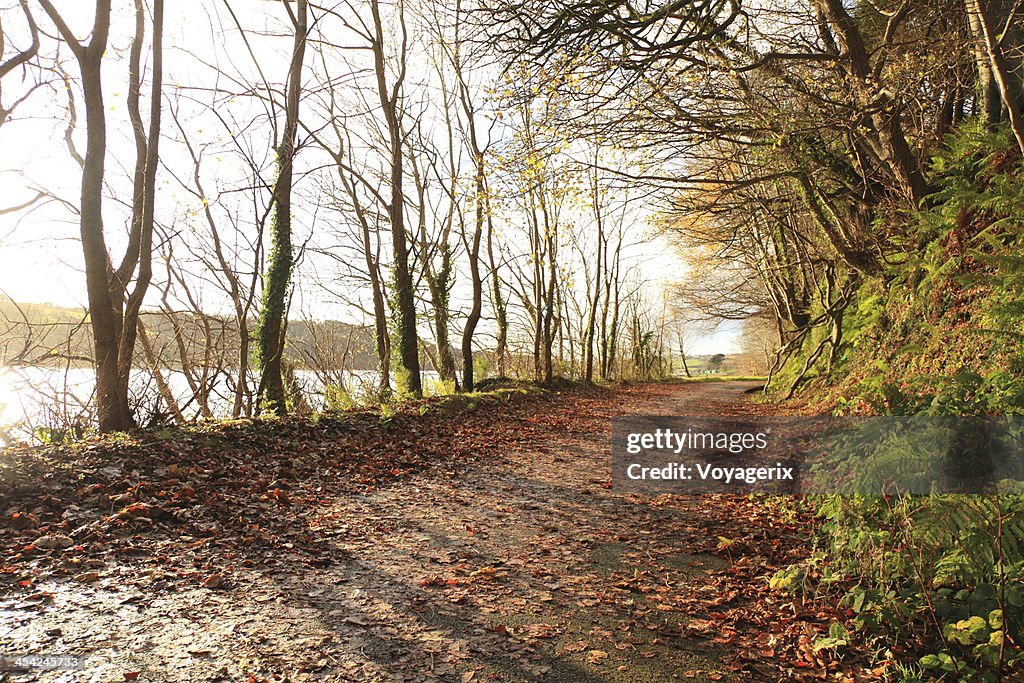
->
[967, 1, 1004, 124]
[599, 241, 611, 380]
[38, 0, 136, 432]
[366, 233, 392, 398]
[461, 157, 485, 391]
[371, 0, 421, 398]
[542, 229, 557, 384]
[345, 172, 392, 398]
[968, 0, 1024, 155]
[255, 0, 307, 415]
[424, 254, 457, 389]
[678, 336, 691, 377]
[815, 0, 928, 205]
[531, 205, 544, 382]
[136, 318, 183, 424]
[118, 0, 163, 419]
[81, 58, 133, 432]
[409, 150, 457, 389]
[583, 166, 604, 384]
[486, 211, 507, 376]
[607, 242, 622, 380]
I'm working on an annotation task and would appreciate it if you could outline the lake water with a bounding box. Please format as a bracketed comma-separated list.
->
[0, 366, 411, 443]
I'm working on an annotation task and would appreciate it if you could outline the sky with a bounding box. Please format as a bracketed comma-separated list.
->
[0, 0, 741, 356]
[0, 0, 286, 308]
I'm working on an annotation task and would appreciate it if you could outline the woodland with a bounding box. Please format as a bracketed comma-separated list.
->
[3, 0, 1024, 681]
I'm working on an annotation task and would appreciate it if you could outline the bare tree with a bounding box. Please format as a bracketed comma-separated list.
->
[582, 159, 604, 384]
[37, 0, 164, 432]
[165, 99, 262, 418]
[0, 0, 39, 129]
[254, 0, 309, 415]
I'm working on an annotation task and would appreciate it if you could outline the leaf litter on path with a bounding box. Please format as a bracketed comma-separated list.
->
[1, 382, 862, 681]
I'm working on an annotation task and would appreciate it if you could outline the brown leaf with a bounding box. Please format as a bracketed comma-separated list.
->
[201, 573, 225, 589]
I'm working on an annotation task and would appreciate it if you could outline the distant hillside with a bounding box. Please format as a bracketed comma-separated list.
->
[0, 297, 93, 366]
[0, 297, 380, 371]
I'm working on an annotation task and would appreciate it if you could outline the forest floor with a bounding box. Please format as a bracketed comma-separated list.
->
[1, 381, 860, 682]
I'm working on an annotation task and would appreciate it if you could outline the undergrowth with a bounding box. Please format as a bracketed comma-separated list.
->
[772, 122, 1024, 680]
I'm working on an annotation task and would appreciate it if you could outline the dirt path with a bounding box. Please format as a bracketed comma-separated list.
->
[2, 382, 826, 683]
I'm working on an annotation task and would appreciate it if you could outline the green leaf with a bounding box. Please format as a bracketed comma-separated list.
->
[944, 615, 990, 645]
[828, 622, 850, 641]
[919, 652, 956, 672]
[851, 589, 866, 613]
[812, 636, 846, 652]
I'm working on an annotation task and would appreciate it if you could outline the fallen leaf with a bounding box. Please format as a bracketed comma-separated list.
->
[35, 534, 74, 549]
[201, 574, 225, 589]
